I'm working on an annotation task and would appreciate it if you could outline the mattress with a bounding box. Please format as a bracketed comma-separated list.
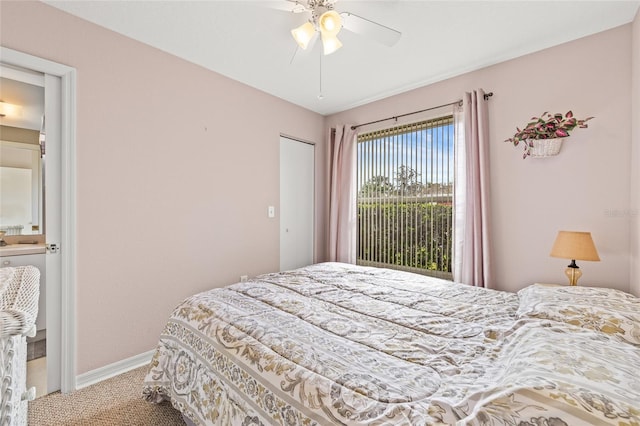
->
[143, 262, 640, 425]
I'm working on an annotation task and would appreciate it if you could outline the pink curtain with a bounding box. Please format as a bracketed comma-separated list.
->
[453, 89, 492, 288]
[328, 124, 357, 263]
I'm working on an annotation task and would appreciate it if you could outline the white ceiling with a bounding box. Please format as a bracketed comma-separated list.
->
[33, 1, 640, 115]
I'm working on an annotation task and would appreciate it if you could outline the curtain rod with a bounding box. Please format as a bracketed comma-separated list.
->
[351, 92, 493, 131]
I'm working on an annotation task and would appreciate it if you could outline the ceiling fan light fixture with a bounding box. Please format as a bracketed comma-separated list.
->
[291, 21, 316, 50]
[318, 10, 341, 35]
[321, 32, 342, 55]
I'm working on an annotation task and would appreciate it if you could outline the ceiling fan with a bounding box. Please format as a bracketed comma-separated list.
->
[283, 0, 402, 57]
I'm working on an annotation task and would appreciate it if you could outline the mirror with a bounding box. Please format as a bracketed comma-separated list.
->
[0, 75, 45, 236]
[0, 139, 43, 235]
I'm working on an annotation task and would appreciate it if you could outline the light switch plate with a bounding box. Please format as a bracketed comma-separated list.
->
[268, 206, 275, 218]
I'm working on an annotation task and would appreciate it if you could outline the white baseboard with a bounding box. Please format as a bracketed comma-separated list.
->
[75, 349, 155, 390]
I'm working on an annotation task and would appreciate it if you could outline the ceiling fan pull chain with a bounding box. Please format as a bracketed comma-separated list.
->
[318, 50, 324, 100]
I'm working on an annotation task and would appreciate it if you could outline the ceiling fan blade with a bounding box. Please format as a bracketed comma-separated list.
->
[286, 0, 308, 13]
[340, 12, 401, 47]
[266, 1, 308, 13]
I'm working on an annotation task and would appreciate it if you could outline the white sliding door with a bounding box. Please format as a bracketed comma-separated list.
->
[43, 73, 63, 394]
[280, 136, 314, 271]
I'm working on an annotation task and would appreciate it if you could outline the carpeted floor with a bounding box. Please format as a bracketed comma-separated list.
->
[28, 365, 186, 425]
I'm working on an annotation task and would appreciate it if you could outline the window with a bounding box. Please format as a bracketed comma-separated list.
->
[357, 116, 454, 279]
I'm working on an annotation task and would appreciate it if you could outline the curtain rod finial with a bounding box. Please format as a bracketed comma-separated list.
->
[483, 92, 493, 101]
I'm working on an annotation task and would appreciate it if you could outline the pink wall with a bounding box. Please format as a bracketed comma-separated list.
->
[2, 1, 637, 379]
[631, 9, 640, 297]
[328, 25, 634, 294]
[1, 2, 326, 373]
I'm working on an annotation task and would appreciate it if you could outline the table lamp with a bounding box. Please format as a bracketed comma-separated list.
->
[549, 231, 600, 286]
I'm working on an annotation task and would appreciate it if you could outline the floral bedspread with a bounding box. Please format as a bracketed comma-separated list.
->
[142, 262, 640, 425]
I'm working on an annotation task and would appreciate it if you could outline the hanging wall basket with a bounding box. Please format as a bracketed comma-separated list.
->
[529, 138, 563, 158]
[505, 111, 593, 159]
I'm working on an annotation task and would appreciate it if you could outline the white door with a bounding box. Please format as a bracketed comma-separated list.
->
[280, 137, 314, 271]
[43, 73, 63, 394]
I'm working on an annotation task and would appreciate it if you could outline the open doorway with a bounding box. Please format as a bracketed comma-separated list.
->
[1, 47, 77, 395]
[0, 70, 49, 397]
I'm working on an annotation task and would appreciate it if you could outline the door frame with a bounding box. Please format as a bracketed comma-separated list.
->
[1, 46, 77, 393]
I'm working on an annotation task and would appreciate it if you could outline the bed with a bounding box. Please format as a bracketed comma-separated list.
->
[142, 262, 640, 425]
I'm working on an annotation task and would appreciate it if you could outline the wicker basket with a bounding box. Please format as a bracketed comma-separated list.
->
[1, 266, 40, 426]
[529, 138, 563, 158]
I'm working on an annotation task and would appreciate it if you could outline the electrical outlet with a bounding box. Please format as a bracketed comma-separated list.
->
[240, 275, 248, 282]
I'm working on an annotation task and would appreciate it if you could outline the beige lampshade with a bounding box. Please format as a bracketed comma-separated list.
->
[318, 10, 342, 36]
[549, 231, 600, 261]
[291, 22, 316, 50]
[321, 32, 342, 55]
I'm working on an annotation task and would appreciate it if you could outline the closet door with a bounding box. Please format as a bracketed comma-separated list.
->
[279, 137, 314, 271]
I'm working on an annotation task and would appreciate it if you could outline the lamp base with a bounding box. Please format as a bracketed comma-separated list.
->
[565, 260, 582, 286]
